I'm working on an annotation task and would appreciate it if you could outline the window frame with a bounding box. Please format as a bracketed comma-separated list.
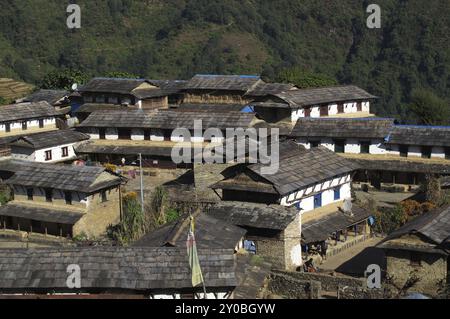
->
[333, 187, 341, 201]
[61, 146, 69, 158]
[26, 188, 33, 201]
[421, 146, 432, 159]
[44, 188, 53, 203]
[399, 145, 409, 158]
[64, 191, 72, 205]
[360, 141, 370, 154]
[45, 150, 52, 161]
[334, 139, 345, 153]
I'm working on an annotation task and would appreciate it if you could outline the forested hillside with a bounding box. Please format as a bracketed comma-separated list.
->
[0, 0, 449, 121]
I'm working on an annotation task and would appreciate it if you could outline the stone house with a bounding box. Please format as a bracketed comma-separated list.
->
[211, 141, 358, 215]
[378, 204, 450, 296]
[75, 109, 256, 168]
[0, 160, 124, 238]
[206, 201, 301, 271]
[0, 247, 237, 299]
[77, 77, 170, 112]
[250, 85, 376, 123]
[18, 89, 71, 109]
[9, 129, 89, 163]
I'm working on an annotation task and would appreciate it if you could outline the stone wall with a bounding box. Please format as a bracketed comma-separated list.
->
[385, 249, 447, 296]
[272, 270, 366, 292]
[268, 272, 321, 299]
[338, 286, 385, 299]
[73, 186, 121, 238]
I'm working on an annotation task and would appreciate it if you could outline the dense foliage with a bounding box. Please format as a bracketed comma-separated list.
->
[0, 0, 449, 121]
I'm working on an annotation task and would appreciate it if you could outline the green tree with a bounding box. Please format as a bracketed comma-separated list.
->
[275, 67, 337, 88]
[104, 71, 139, 79]
[407, 89, 450, 125]
[40, 69, 89, 90]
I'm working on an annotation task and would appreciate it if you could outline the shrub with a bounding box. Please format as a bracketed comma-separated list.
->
[401, 200, 421, 217]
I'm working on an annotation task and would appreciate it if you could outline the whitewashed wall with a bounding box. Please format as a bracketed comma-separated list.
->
[0, 118, 56, 133]
[297, 139, 386, 154]
[289, 100, 371, 123]
[280, 174, 352, 214]
[34, 143, 78, 163]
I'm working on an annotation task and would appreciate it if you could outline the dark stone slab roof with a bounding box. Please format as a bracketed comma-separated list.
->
[4, 161, 122, 193]
[78, 110, 152, 128]
[302, 205, 372, 243]
[246, 82, 296, 97]
[0, 203, 83, 225]
[206, 201, 298, 230]
[147, 109, 255, 130]
[378, 205, 450, 254]
[10, 129, 89, 149]
[185, 74, 262, 92]
[385, 125, 450, 147]
[290, 117, 395, 139]
[134, 213, 246, 250]
[75, 103, 133, 114]
[274, 85, 377, 107]
[175, 103, 246, 112]
[354, 158, 450, 174]
[249, 145, 358, 196]
[0, 247, 236, 291]
[147, 79, 187, 95]
[0, 102, 62, 123]
[381, 204, 450, 246]
[74, 141, 178, 157]
[78, 77, 149, 94]
[21, 89, 69, 105]
[132, 88, 166, 99]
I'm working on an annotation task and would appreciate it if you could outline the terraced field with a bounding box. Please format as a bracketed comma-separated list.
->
[0, 78, 35, 103]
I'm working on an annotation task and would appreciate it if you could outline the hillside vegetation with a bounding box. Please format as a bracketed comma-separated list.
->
[0, 0, 449, 121]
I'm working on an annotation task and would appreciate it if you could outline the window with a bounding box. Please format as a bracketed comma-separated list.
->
[295, 201, 302, 211]
[61, 147, 69, 157]
[39, 119, 44, 128]
[45, 150, 52, 161]
[337, 103, 344, 113]
[410, 252, 421, 267]
[314, 193, 322, 209]
[421, 146, 432, 159]
[310, 141, 320, 148]
[101, 191, 107, 202]
[446, 147, 450, 160]
[5, 123, 10, 132]
[144, 130, 151, 141]
[334, 187, 341, 201]
[357, 102, 362, 112]
[360, 141, 370, 154]
[45, 189, 53, 202]
[334, 140, 345, 153]
[22, 121, 27, 130]
[64, 191, 72, 205]
[26, 188, 33, 200]
[99, 128, 106, 140]
[399, 145, 409, 157]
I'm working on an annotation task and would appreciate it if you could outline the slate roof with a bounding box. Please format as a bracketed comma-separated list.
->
[147, 79, 187, 95]
[147, 110, 255, 130]
[354, 159, 450, 174]
[21, 89, 69, 105]
[185, 74, 262, 92]
[248, 145, 358, 196]
[0, 203, 83, 225]
[78, 110, 152, 128]
[176, 103, 246, 112]
[274, 85, 377, 107]
[441, 176, 450, 188]
[10, 130, 89, 149]
[75, 103, 133, 114]
[0, 247, 237, 291]
[246, 82, 296, 97]
[134, 213, 246, 250]
[5, 161, 122, 193]
[75, 141, 178, 157]
[382, 205, 450, 246]
[78, 77, 149, 94]
[0, 102, 62, 123]
[206, 201, 298, 230]
[302, 205, 372, 243]
[385, 125, 450, 147]
[290, 117, 395, 139]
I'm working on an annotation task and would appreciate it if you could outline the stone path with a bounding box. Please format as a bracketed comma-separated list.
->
[319, 236, 385, 276]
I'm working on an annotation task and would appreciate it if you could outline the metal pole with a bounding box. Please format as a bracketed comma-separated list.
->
[139, 153, 144, 214]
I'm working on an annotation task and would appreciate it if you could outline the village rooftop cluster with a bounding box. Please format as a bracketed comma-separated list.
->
[0, 74, 448, 299]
